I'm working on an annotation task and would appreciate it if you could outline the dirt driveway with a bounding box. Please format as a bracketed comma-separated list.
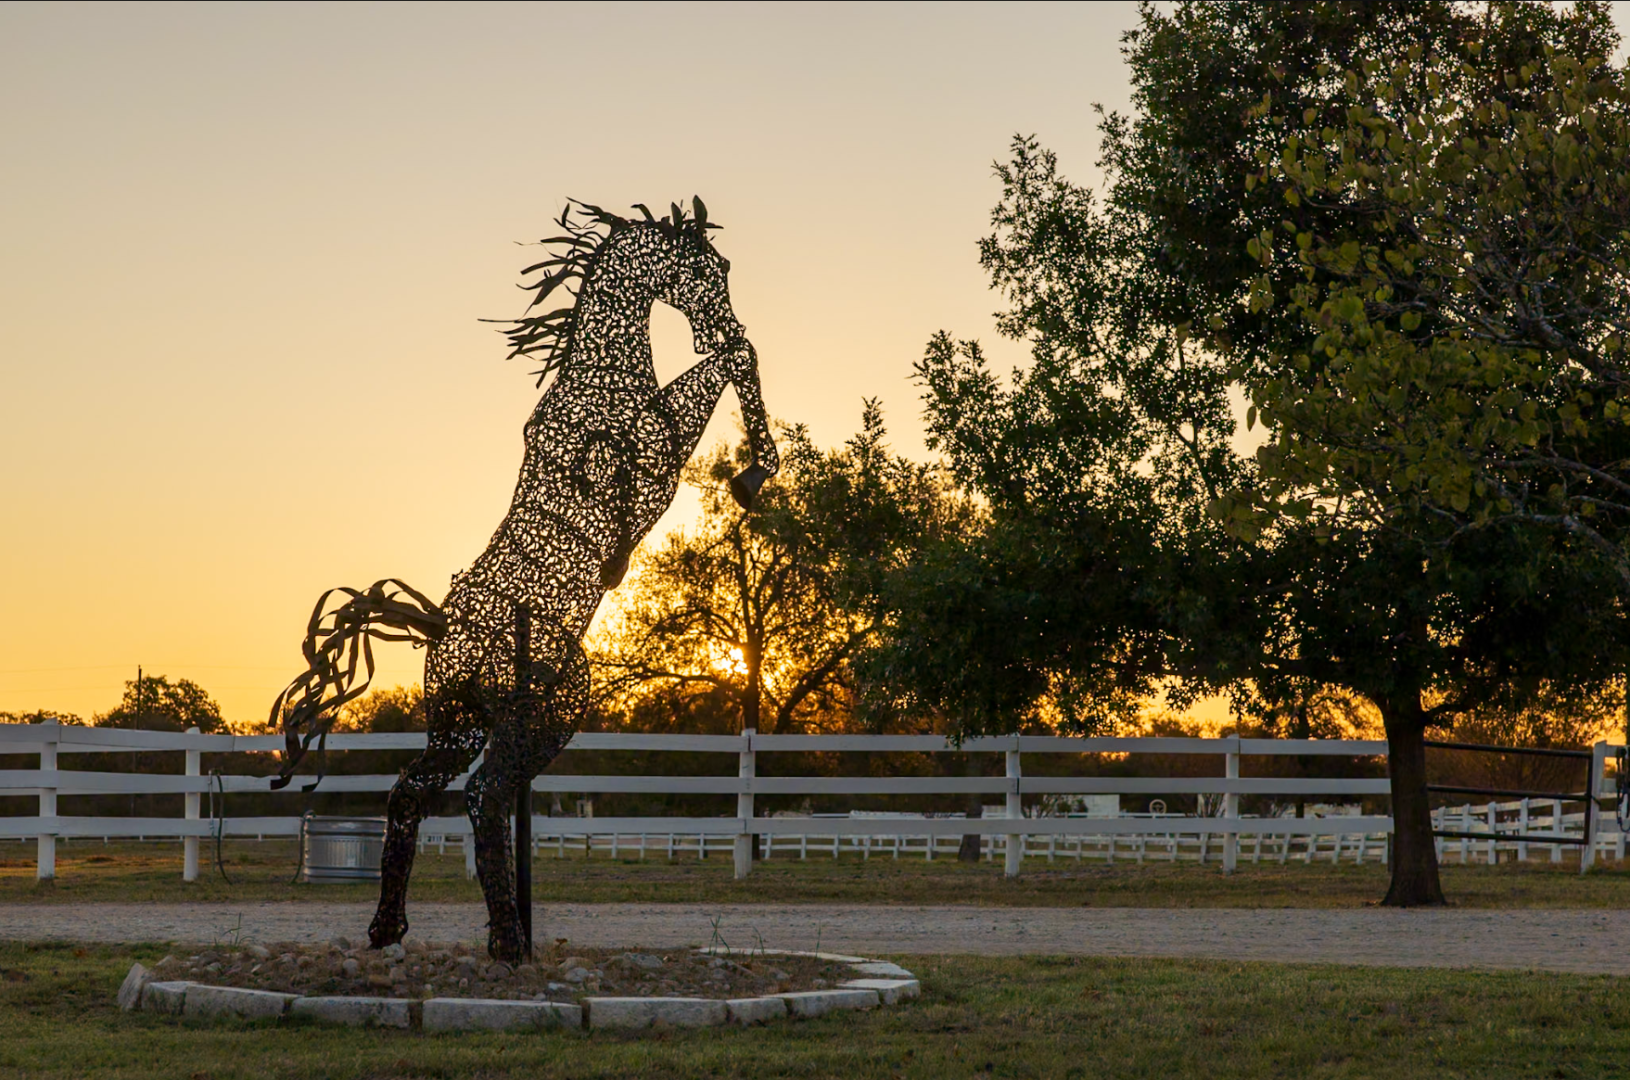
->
[2, 902, 1627, 974]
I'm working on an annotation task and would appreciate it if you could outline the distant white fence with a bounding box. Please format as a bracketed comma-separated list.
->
[539, 815, 1397, 871]
[1431, 797, 1629, 865]
[0, 722, 1614, 882]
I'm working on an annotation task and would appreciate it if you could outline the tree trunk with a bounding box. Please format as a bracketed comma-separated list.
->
[742, 650, 762, 733]
[958, 755, 984, 862]
[1379, 691, 1445, 907]
[743, 645, 762, 860]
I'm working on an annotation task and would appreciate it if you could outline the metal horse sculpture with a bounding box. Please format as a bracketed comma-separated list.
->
[268, 199, 777, 962]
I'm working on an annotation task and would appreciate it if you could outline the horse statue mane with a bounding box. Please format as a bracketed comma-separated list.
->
[500, 198, 722, 384]
[268, 197, 776, 961]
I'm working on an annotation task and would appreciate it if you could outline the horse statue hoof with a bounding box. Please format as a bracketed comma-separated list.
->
[729, 463, 773, 510]
[487, 927, 528, 964]
[599, 551, 631, 589]
[368, 917, 406, 951]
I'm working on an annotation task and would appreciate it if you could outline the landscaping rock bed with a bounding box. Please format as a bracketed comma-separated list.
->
[143, 939, 843, 1004]
[119, 944, 920, 1032]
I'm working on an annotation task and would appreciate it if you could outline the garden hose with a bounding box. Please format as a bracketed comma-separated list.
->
[209, 769, 232, 884]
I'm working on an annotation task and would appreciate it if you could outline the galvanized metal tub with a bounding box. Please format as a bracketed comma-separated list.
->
[298, 813, 386, 883]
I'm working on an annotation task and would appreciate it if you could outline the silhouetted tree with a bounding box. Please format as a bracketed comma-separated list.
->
[593, 404, 966, 735]
[97, 675, 225, 733]
[336, 685, 426, 733]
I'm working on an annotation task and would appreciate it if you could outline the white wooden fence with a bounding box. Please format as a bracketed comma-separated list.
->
[1431, 797, 1629, 865]
[0, 722, 1613, 882]
[552, 816, 1397, 870]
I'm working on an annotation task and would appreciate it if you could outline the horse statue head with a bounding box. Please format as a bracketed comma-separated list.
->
[501, 198, 738, 374]
[499, 198, 776, 507]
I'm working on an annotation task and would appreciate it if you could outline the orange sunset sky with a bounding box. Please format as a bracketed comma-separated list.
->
[6, 2, 1629, 728]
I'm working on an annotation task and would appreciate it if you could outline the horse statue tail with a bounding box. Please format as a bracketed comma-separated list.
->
[268, 579, 446, 791]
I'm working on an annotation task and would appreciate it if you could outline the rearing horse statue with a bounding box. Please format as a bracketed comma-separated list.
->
[268, 198, 777, 962]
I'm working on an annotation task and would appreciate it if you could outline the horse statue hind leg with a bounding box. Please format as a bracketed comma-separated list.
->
[366, 682, 488, 950]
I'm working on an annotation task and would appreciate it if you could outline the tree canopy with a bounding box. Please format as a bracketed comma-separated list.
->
[592, 404, 964, 735]
[95, 674, 226, 734]
[335, 685, 426, 734]
[1239, 2, 1630, 589]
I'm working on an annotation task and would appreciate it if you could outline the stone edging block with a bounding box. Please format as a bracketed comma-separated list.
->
[725, 996, 788, 1024]
[850, 961, 914, 979]
[585, 997, 728, 1030]
[292, 996, 413, 1029]
[840, 978, 921, 1005]
[780, 988, 880, 1018]
[139, 980, 193, 1016]
[184, 984, 298, 1020]
[125, 949, 918, 1034]
[118, 963, 150, 1011]
[422, 998, 581, 1032]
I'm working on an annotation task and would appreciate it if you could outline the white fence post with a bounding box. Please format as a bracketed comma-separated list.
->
[183, 726, 201, 882]
[1517, 798, 1529, 863]
[464, 752, 481, 879]
[734, 729, 755, 880]
[1551, 798, 1564, 864]
[37, 721, 59, 881]
[1582, 741, 1607, 873]
[1223, 746, 1239, 874]
[1005, 737, 1022, 878]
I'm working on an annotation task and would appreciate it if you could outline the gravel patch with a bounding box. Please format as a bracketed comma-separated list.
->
[141, 939, 843, 1004]
[5, 902, 1630, 975]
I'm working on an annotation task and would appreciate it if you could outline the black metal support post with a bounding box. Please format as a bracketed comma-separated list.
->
[1427, 784, 1590, 801]
[1422, 740, 1592, 760]
[514, 605, 533, 957]
[515, 783, 532, 955]
[1582, 784, 1595, 867]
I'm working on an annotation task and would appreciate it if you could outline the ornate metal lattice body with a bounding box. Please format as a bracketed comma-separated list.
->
[270, 200, 776, 961]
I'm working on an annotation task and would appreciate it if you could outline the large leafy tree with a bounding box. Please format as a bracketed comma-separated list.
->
[1118, 0, 1628, 902]
[878, 1, 1625, 905]
[1228, 1, 1630, 895]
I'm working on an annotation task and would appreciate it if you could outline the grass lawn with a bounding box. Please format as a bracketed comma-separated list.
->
[1, 942, 1626, 1079]
[2, 839, 1629, 908]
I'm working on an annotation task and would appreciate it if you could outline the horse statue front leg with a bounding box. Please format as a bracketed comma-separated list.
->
[723, 341, 779, 509]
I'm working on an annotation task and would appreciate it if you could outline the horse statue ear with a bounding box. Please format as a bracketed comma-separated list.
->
[729, 463, 772, 510]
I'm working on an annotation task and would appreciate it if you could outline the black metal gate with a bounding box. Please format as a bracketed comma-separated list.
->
[1424, 740, 1594, 847]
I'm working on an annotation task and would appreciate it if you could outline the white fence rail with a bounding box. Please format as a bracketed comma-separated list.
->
[1431, 797, 1630, 865]
[526, 817, 1397, 871]
[0, 722, 1612, 882]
